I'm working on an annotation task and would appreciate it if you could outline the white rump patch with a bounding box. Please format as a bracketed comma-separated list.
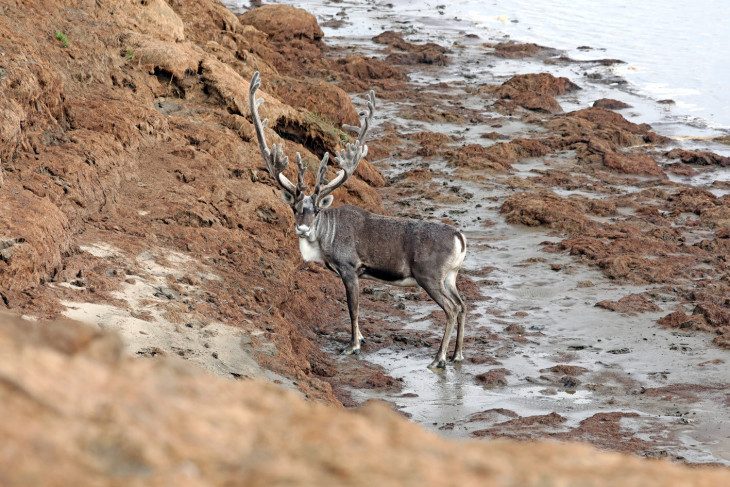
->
[299, 238, 324, 263]
[453, 234, 467, 268]
[445, 234, 466, 290]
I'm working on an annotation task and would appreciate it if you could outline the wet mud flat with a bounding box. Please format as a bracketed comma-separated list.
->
[256, 0, 730, 466]
[352, 163, 730, 465]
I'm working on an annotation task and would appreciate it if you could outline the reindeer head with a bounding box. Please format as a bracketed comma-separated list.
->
[248, 72, 375, 239]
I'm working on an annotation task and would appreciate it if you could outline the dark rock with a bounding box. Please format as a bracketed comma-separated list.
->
[593, 98, 631, 110]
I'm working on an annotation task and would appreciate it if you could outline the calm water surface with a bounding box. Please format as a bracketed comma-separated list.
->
[444, 0, 730, 131]
[229, 0, 730, 137]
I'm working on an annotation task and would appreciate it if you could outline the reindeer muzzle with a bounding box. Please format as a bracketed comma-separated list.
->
[295, 225, 311, 237]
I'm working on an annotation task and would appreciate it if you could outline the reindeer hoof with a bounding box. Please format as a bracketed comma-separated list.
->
[340, 345, 361, 356]
[450, 353, 464, 363]
[428, 359, 447, 369]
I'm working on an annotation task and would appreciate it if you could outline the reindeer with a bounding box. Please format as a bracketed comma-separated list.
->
[248, 72, 466, 368]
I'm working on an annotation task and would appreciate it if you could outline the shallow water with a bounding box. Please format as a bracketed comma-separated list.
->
[237, 0, 730, 134]
[351, 170, 730, 464]
[225, 0, 730, 465]
[228, 0, 730, 164]
[350, 139, 730, 463]
[448, 0, 730, 131]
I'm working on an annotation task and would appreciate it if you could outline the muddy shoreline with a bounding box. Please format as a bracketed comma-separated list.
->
[243, 0, 730, 466]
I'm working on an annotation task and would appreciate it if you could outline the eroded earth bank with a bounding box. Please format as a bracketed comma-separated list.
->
[1, 0, 729, 483]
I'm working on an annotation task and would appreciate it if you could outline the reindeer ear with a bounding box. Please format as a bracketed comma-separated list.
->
[317, 195, 334, 209]
[281, 190, 296, 205]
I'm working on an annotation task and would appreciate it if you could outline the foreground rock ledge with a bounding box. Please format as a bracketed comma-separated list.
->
[0, 313, 727, 486]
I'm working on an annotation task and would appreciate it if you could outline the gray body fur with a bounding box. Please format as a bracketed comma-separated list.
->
[302, 205, 467, 368]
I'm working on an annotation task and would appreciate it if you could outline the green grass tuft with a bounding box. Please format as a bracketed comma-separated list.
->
[55, 31, 69, 48]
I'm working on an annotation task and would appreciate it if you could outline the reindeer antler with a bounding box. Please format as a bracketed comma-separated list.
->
[313, 90, 376, 205]
[249, 71, 307, 198]
[295, 152, 308, 192]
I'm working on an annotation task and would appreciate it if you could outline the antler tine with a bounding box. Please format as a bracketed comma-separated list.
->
[311, 152, 331, 197]
[249, 71, 298, 196]
[314, 91, 376, 205]
[341, 90, 375, 140]
[295, 152, 308, 193]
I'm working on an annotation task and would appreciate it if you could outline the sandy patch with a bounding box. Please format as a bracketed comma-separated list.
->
[60, 243, 296, 389]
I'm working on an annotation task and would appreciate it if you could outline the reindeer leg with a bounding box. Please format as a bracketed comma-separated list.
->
[432, 311, 457, 369]
[445, 271, 466, 363]
[419, 279, 458, 369]
[452, 305, 466, 363]
[339, 270, 362, 356]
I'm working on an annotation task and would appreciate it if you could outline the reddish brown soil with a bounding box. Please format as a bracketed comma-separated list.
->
[0, 0, 390, 403]
[2, 0, 730, 473]
[596, 294, 662, 314]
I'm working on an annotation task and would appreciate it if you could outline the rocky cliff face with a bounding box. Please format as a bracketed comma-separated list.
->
[0, 0, 387, 401]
